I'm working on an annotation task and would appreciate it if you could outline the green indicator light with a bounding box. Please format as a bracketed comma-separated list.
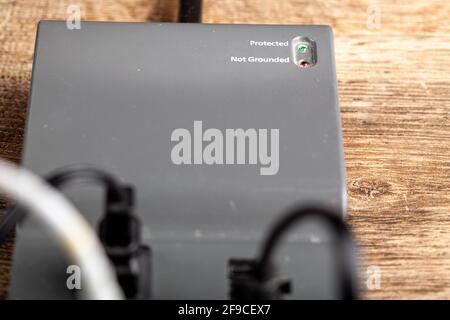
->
[297, 44, 309, 53]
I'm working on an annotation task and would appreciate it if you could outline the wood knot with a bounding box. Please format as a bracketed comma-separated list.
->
[350, 178, 392, 198]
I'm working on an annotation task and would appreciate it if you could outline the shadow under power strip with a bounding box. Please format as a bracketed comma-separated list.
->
[10, 21, 347, 299]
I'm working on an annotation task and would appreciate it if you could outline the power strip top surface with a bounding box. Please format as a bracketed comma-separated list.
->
[11, 22, 345, 299]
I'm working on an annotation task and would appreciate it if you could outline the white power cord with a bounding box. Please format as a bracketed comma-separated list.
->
[0, 159, 123, 300]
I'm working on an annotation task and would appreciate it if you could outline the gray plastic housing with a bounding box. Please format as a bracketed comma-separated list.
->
[10, 21, 346, 299]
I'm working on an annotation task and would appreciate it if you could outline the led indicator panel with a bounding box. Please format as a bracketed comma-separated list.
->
[292, 36, 317, 68]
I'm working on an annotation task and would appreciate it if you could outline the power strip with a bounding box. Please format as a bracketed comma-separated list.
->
[10, 21, 347, 299]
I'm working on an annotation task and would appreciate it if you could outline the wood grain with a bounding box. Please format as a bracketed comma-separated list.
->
[1, 0, 449, 299]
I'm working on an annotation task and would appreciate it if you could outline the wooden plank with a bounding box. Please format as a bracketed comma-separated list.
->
[1, 0, 449, 299]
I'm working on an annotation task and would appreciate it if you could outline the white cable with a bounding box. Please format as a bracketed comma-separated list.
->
[0, 159, 123, 300]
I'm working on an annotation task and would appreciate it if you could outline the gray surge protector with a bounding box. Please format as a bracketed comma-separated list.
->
[10, 21, 346, 299]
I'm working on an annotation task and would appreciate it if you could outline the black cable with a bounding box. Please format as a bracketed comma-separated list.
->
[45, 165, 129, 206]
[256, 205, 358, 299]
[229, 205, 359, 300]
[179, 0, 202, 23]
[0, 165, 128, 246]
[0, 205, 25, 245]
[44, 166, 150, 299]
[0, 165, 151, 299]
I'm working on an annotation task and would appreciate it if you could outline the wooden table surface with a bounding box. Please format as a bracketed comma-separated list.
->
[1, 0, 449, 299]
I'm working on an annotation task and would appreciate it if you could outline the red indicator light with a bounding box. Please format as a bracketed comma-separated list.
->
[298, 60, 311, 68]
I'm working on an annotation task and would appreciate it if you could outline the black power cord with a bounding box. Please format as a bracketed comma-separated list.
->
[47, 166, 151, 299]
[0, 205, 23, 245]
[45, 166, 129, 204]
[0, 165, 151, 299]
[179, 0, 202, 23]
[228, 205, 359, 300]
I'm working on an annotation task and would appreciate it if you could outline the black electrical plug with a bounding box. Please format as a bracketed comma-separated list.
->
[228, 258, 291, 300]
[0, 165, 152, 299]
[9, 165, 152, 299]
[45, 166, 152, 299]
[99, 185, 151, 300]
[228, 205, 358, 300]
